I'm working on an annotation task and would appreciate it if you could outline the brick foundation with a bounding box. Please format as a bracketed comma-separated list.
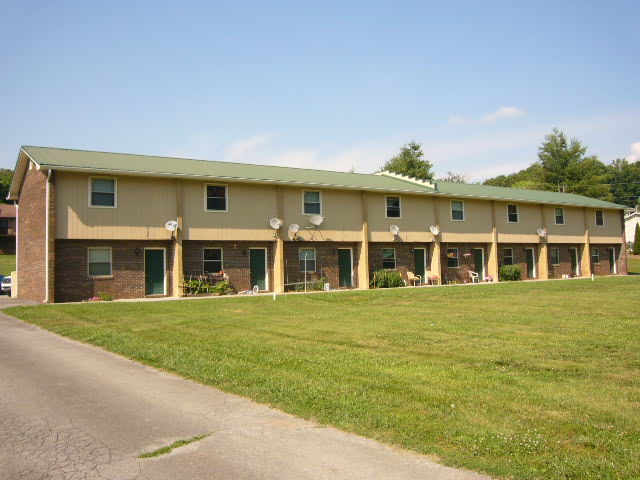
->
[368, 242, 430, 285]
[440, 243, 489, 284]
[284, 241, 359, 289]
[498, 243, 541, 280]
[55, 240, 173, 302]
[590, 244, 624, 276]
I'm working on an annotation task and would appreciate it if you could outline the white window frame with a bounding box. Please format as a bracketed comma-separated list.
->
[591, 247, 600, 264]
[204, 183, 229, 212]
[503, 247, 514, 265]
[381, 248, 396, 269]
[384, 195, 402, 219]
[302, 190, 322, 216]
[87, 247, 113, 278]
[450, 200, 465, 221]
[203, 247, 224, 273]
[446, 247, 460, 268]
[88, 176, 117, 208]
[550, 247, 560, 266]
[595, 210, 604, 227]
[507, 204, 519, 223]
[299, 248, 316, 273]
[554, 207, 565, 225]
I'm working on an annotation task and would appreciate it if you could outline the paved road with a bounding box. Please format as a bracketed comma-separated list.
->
[0, 300, 491, 480]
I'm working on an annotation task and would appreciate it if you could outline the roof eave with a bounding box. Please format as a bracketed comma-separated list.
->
[7, 148, 39, 201]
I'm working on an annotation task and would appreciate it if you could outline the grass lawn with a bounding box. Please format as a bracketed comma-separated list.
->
[627, 255, 640, 274]
[0, 254, 15, 276]
[6, 277, 640, 480]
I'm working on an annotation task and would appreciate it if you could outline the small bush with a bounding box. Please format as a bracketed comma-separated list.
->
[370, 269, 405, 288]
[499, 265, 522, 282]
[213, 280, 233, 295]
[98, 292, 113, 301]
[290, 277, 328, 292]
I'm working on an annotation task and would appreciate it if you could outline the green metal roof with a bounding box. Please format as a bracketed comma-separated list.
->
[17, 146, 626, 209]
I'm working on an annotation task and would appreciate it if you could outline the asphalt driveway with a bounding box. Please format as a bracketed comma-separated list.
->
[0, 303, 491, 480]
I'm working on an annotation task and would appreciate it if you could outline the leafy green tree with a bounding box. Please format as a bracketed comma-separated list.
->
[633, 223, 640, 255]
[0, 169, 13, 204]
[608, 158, 640, 207]
[437, 171, 468, 183]
[381, 141, 434, 181]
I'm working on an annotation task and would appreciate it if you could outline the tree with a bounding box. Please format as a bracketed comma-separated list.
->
[608, 158, 640, 207]
[0, 169, 13, 204]
[634, 223, 640, 255]
[437, 171, 468, 183]
[381, 141, 434, 181]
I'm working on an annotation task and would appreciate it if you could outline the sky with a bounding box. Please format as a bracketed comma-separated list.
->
[1, 0, 639, 181]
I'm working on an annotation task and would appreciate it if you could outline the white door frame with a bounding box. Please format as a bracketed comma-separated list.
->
[337, 247, 354, 287]
[569, 247, 580, 276]
[414, 247, 427, 284]
[249, 247, 269, 291]
[472, 247, 485, 281]
[608, 247, 617, 274]
[525, 247, 537, 279]
[144, 247, 167, 295]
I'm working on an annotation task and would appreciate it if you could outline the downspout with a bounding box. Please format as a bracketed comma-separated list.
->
[44, 169, 51, 303]
[14, 201, 18, 298]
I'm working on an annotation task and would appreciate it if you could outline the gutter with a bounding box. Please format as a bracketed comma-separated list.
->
[44, 169, 51, 303]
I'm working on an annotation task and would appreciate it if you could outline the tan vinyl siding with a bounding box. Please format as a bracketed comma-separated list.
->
[495, 202, 540, 243]
[367, 193, 436, 242]
[588, 208, 624, 243]
[544, 206, 586, 243]
[439, 198, 492, 242]
[56, 172, 177, 240]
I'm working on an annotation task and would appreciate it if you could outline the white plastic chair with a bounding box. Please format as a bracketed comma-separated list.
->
[468, 271, 479, 283]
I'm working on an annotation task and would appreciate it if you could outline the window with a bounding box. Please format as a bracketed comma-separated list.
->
[303, 190, 321, 215]
[88, 247, 112, 277]
[385, 196, 401, 218]
[446, 248, 459, 268]
[507, 204, 519, 223]
[0, 219, 7, 235]
[595, 210, 604, 226]
[554, 207, 565, 225]
[299, 248, 316, 272]
[205, 184, 227, 211]
[90, 177, 116, 207]
[382, 248, 396, 269]
[591, 248, 600, 264]
[203, 248, 223, 273]
[451, 200, 464, 221]
[550, 247, 560, 265]
[503, 248, 514, 265]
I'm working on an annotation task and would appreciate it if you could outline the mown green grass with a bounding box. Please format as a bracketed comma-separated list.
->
[627, 255, 640, 274]
[0, 254, 15, 276]
[7, 277, 640, 480]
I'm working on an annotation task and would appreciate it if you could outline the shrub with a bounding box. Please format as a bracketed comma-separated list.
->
[499, 265, 522, 282]
[633, 223, 640, 255]
[290, 277, 328, 292]
[98, 292, 113, 301]
[370, 269, 405, 288]
[213, 280, 233, 295]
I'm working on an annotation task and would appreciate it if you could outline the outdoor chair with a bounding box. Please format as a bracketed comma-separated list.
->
[468, 271, 480, 283]
[407, 271, 421, 286]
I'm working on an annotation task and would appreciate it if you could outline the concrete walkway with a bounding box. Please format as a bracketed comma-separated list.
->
[0, 304, 492, 480]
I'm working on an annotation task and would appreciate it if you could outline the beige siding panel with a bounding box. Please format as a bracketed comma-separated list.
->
[544, 206, 586, 243]
[183, 181, 277, 241]
[496, 233, 540, 243]
[588, 208, 623, 241]
[367, 193, 436, 242]
[438, 198, 492, 243]
[56, 172, 177, 240]
[281, 187, 362, 242]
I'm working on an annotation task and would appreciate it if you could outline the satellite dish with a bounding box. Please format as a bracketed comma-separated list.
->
[164, 220, 178, 232]
[309, 215, 324, 226]
[269, 218, 282, 230]
[389, 225, 400, 236]
[536, 228, 547, 238]
[429, 225, 440, 236]
[288, 224, 300, 234]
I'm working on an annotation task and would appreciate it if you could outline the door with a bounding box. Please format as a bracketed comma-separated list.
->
[144, 249, 165, 295]
[413, 248, 426, 284]
[525, 248, 536, 279]
[472, 248, 484, 280]
[608, 247, 617, 274]
[570, 248, 580, 276]
[338, 249, 353, 287]
[250, 248, 267, 291]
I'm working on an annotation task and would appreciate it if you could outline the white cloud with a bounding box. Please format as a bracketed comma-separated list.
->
[447, 116, 469, 126]
[481, 106, 526, 123]
[626, 142, 640, 162]
[226, 134, 273, 161]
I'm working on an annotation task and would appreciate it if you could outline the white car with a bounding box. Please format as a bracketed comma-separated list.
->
[1, 276, 11, 295]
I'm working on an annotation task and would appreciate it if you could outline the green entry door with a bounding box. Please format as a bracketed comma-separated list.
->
[338, 249, 353, 287]
[250, 249, 267, 290]
[413, 248, 425, 283]
[473, 248, 484, 280]
[145, 249, 165, 295]
[525, 248, 536, 279]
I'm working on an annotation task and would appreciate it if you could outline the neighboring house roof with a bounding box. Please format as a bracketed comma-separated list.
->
[10, 146, 626, 209]
[0, 204, 16, 218]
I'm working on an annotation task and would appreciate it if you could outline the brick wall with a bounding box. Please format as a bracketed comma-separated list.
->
[440, 242, 489, 284]
[590, 244, 623, 276]
[368, 242, 429, 284]
[17, 164, 49, 302]
[497, 243, 540, 280]
[183, 240, 274, 292]
[546, 244, 581, 278]
[284, 241, 359, 288]
[55, 240, 173, 302]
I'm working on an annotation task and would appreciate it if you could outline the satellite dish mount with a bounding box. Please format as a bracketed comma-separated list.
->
[389, 225, 400, 237]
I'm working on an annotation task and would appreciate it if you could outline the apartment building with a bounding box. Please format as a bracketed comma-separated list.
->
[8, 146, 628, 303]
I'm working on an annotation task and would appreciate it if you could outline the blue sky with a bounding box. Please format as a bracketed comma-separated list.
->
[1, 0, 639, 180]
